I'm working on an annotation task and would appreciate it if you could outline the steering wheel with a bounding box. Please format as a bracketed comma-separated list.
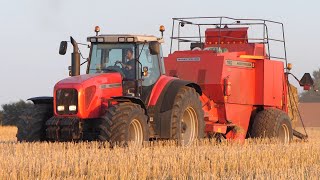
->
[102, 65, 126, 77]
[116, 61, 133, 70]
[114, 61, 124, 68]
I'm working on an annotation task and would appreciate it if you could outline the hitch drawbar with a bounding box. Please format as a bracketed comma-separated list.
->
[293, 129, 308, 140]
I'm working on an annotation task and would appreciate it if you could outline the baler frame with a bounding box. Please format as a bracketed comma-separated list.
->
[167, 17, 314, 141]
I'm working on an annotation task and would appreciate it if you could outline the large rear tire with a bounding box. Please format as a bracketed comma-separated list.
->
[171, 86, 205, 146]
[16, 104, 53, 142]
[250, 108, 293, 143]
[98, 102, 149, 146]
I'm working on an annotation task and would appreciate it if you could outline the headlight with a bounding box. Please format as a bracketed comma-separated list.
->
[69, 105, 77, 111]
[57, 105, 65, 111]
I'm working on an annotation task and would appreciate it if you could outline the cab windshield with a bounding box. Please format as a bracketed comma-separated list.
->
[88, 43, 161, 86]
[88, 43, 135, 79]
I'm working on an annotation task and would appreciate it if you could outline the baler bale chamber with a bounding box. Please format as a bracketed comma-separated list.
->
[164, 17, 313, 142]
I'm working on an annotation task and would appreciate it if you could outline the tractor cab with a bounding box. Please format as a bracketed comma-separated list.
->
[86, 34, 165, 100]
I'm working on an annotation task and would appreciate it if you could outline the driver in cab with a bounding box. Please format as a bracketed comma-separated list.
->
[116, 49, 135, 78]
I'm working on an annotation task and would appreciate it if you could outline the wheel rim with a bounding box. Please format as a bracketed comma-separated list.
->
[181, 107, 198, 146]
[128, 119, 143, 144]
[279, 123, 290, 143]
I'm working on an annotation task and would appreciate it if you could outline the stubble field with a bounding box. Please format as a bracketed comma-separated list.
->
[0, 126, 319, 179]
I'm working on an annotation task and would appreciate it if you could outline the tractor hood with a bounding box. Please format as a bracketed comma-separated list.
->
[55, 73, 122, 89]
[53, 73, 123, 119]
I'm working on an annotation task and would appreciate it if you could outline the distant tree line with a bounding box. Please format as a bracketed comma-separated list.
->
[300, 68, 320, 102]
[0, 110, 3, 126]
[0, 100, 32, 126]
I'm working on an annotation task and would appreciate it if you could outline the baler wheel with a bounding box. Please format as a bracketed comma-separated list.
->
[171, 86, 205, 146]
[98, 102, 149, 146]
[250, 108, 293, 143]
[16, 104, 53, 142]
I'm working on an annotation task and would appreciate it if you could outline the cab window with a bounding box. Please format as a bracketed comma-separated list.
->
[138, 44, 161, 86]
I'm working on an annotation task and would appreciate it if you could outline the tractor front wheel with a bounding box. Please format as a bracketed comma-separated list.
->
[98, 102, 149, 146]
[16, 104, 53, 142]
[171, 86, 205, 146]
[250, 108, 293, 143]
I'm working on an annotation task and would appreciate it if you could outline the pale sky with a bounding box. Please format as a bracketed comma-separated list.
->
[0, 0, 319, 106]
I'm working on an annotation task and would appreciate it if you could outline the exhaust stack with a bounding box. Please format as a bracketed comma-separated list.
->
[70, 36, 80, 76]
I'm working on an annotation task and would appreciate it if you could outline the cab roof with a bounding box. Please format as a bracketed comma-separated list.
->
[87, 34, 164, 43]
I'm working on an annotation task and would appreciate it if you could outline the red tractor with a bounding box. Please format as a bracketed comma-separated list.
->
[17, 25, 203, 145]
[17, 17, 313, 144]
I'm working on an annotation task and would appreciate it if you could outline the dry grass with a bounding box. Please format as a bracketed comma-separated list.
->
[0, 126, 18, 142]
[0, 126, 319, 179]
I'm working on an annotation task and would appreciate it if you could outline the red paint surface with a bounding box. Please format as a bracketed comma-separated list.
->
[205, 27, 249, 44]
[147, 75, 176, 106]
[164, 27, 288, 140]
[54, 73, 122, 119]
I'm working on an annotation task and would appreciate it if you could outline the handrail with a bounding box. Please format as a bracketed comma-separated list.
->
[169, 16, 288, 69]
[172, 16, 284, 25]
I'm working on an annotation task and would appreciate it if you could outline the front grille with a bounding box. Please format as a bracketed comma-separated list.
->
[56, 88, 78, 115]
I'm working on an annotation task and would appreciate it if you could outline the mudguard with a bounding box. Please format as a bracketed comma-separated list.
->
[112, 96, 147, 115]
[27, 96, 53, 105]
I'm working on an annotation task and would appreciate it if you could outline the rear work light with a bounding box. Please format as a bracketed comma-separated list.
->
[97, 37, 104, 42]
[118, 37, 125, 42]
[90, 38, 97, 42]
[90, 37, 104, 43]
[126, 37, 134, 42]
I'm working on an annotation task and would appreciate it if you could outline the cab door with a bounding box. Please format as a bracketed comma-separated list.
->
[138, 44, 162, 103]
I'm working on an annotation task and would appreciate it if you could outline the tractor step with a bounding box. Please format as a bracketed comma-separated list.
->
[293, 129, 308, 140]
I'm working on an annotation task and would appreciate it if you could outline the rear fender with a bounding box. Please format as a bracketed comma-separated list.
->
[112, 96, 147, 115]
[147, 75, 176, 106]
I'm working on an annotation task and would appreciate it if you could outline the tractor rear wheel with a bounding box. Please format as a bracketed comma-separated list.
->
[16, 104, 53, 142]
[98, 102, 149, 146]
[250, 108, 293, 143]
[171, 86, 205, 146]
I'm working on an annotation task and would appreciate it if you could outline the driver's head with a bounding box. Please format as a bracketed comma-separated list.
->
[126, 49, 133, 61]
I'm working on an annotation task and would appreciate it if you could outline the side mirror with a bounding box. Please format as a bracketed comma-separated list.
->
[149, 41, 160, 55]
[299, 73, 314, 91]
[142, 66, 148, 77]
[59, 41, 68, 55]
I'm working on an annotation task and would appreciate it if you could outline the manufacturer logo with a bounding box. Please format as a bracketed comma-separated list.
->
[226, 60, 254, 68]
[100, 83, 122, 89]
[177, 57, 200, 62]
